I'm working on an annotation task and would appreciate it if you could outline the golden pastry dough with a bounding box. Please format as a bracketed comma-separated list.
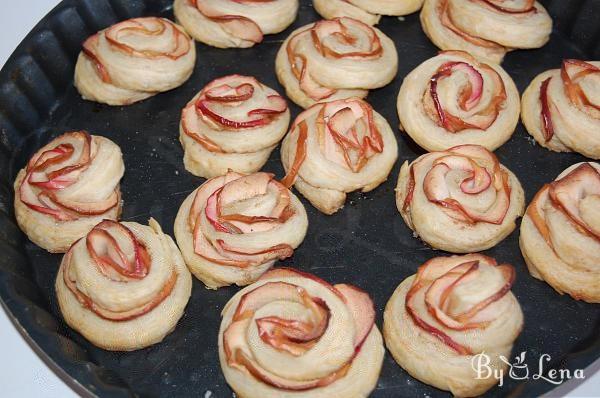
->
[14, 131, 124, 253]
[275, 17, 397, 108]
[521, 60, 600, 159]
[520, 162, 600, 303]
[420, 0, 507, 64]
[396, 145, 524, 253]
[448, 0, 552, 49]
[179, 75, 290, 178]
[384, 253, 523, 397]
[56, 219, 192, 351]
[280, 98, 398, 214]
[174, 0, 298, 48]
[174, 172, 308, 289]
[74, 17, 195, 105]
[397, 50, 520, 152]
[219, 267, 384, 398]
[314, 0, 425, 26]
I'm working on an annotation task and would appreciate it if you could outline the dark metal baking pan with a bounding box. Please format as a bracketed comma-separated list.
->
[0, 0, 598, 396]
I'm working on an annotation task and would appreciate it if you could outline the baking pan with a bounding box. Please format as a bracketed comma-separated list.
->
[0, 0, 598, 396]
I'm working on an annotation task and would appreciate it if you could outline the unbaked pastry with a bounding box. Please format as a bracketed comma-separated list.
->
[314, 0, 425, 26]
[384, 253, 523, 397]
[174, 171, 308, 289]
[520, 162, 600, 303]
[396, 144, 524, 253]
[420, 0, 552, 64]
[397, 50, 520, 152]
[275, 17, 398, 108]
[173, 0, 298, 48]
[521, 60, 600, 159]
[281, 98, 398, 214]
[74, 17, 195, 106]
[219, 267, 384, 398]
[180, 75, 290, 178]
[56, 219, 192, 351]
[14, 131, 124, 253]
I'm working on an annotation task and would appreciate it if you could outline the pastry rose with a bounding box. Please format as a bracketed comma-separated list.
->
[314, 0, 425, 26]
[275, 17, 398, 108]
[421, 0, 552, 64]
[421, 0, 506, 64]
[520, 162, 600, 303]
[174, 172, 308, 289]
[74, 17, 195, 105]
[179, 75, 290, 178]
[397, 50, 520, 152]
[55, 219, 192, 351]
[280, 98, 398, 214]
[219, 267, 384, 398]
[384, 254, 523, 397]
[14, 131, 124, 253]
[521, 60, 600, 159]
[173, 0, 298, 48]
[396, 145, 524, 252]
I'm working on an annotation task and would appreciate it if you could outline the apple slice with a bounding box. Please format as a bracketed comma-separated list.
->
[428, 60, 505, 133]
[181, 104, 225, 152]
[423, 146, 510, 225]
[548, 163, 600, 241]
[478, 0, 535, 14]
[281, 121, 309, 188]
[439, 6, 506, 50]
[324, 100, 383, 173]
[50, 190, 119, 216]
[63, 246, 177, 321]
[215, 239, 294, 264]
[424, 261, 481, 330]
[19, 184, 75, 221]
[193, 221, 251, 267]
[193, 1, 263, 43]
[561, 59, 600, 112]
[311, 18, 382, 59]
[256, 293, 329, 355]
[82, 34, 111, 83]
[86, 220, 150, 280]
[539, 77, 555, 142]
[334, 284, 375, 350]
[205, 82, 254, 102]
[105, 18, 191, 59]
[222, 274, 369, 390]
[195, 76, 287, 129]
[258, 267, 346, 301]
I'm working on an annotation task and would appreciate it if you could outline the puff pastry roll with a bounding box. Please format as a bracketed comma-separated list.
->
[397, 50, 520, 152]
[174, 172, 308, 289]
[14, 131, 124, 253]
[74, 17, 195, 106]
[219, 267, 384, 398]
[180, 75, 290, 178]
[396, 145, 524, 253]
[314, 0, 425, 26]
[56, 219, 193, 351]
[520, 162, 600, 303]
[384, 254, 523, 397]
[281, 98, 398, 214]
[276, 17, 398, 108]
[521, 60, 600, 159]
[173, 0, 299, 48]
[421, 0, 551, 64]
